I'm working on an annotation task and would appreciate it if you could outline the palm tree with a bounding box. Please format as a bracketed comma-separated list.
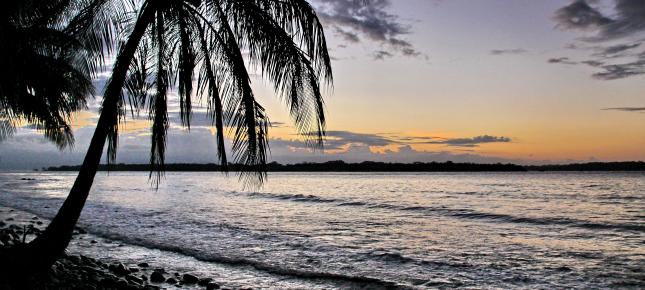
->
[8, 0, 332, 273]
[0, 0, 93, 147]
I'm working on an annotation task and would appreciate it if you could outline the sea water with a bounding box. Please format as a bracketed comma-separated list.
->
[0, 172, 643, 289]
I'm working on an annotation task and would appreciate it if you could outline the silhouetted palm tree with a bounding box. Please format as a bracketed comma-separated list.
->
[9, 0, 332, 272]
[0, 0, 93, 146]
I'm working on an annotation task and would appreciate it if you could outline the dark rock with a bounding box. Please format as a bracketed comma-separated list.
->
[140, 274, 148, 282]
[198, 277, 213, 286]
[116, 279, 129, 288]
[80, 265, 98, 274]
[32, 216, 39, 220]
[90, 240, 97, 244]
[556, 266, 572, 272]
[144, 286, 161, 290]
[113, 263, 130, 276]
[100, 277, 117, 287]
[6, 218, 14, 221]
[68, 255, 82, 264]
[206, 282, 221, 290]
[182, 273, 199, 284]
[150, 271, 165, 283]
[137, 262, 149, 268]
[153, 268, 166, 273]
[166, 277, 177, 284]
[36, 221, 43, 225]
[126, 274, 143, 284]
[129, 267, 139, 273]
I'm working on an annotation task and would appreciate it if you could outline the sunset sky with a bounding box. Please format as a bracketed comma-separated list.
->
[1, 0, 644, 169]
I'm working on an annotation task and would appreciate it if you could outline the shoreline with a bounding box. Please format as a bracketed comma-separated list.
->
[0, 207, 228, 290]
[0, 205, 403, 290]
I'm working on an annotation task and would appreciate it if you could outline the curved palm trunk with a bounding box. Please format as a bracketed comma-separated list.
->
[4, 4, 156, 274]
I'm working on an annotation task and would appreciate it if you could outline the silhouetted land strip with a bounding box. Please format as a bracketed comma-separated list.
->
[45, 161, 645, 172]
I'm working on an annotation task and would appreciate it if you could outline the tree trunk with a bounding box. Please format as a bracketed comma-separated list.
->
[2, 3, 156, 275]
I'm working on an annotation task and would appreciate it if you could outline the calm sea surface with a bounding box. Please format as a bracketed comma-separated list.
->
[0, 172, 643, 289]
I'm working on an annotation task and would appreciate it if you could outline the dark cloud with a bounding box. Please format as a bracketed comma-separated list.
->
[313, 0, 423, 58]
[554, 0, 645, 40]
[592, 43, 641, 58]
[592, 59, 645, 80]
[580, 60, 604, 67]
[373, 50, 393, 60]
[440, 135, 512, 146]
[553, 1, 645, 80]
[548, 52, 645, 80]
[602, 107, 645, 112]
[314, 130, 396, 149]
[548, 57, 577, 65]
[334, 27, 360, 43]
[301, 131, 512, 149]
[415, 135, 512, 147]
[553, 0, 613, 31]
[490, 48, 527, 55]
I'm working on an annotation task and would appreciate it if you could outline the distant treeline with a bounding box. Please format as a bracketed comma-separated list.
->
[44, 161, 645, 172]
[525, 161, 645, 171]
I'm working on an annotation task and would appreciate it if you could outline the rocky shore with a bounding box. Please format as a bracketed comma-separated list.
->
[0, 208, 235, 290]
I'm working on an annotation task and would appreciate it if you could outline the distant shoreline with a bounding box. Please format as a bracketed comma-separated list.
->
[42, 161, 645, 172]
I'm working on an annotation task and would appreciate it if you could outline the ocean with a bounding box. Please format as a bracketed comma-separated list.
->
[0, 172, 643, 289]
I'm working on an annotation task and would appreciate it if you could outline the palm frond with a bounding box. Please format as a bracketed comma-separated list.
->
[208, 1, 269, 181]
[195, 23, 228, 170]
[149, 9, 170, 184]
[224, 0, 328, 146]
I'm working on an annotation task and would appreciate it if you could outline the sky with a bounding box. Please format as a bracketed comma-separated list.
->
[1, 0, 644, 169]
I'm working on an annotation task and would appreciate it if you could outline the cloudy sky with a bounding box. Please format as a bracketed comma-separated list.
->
[1, 0, 645, 169]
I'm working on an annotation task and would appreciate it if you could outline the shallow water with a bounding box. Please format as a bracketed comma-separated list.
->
[0, 172, 643, 289]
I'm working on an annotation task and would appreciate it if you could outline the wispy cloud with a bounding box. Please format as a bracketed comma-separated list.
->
[602, 107, 645, 112]
[548, 57, 577, 65]
[490, 48, 527, 56]
[592, 59, 645, 80]
[592, 43, 641, 58]
[436, 135, 512, 147]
